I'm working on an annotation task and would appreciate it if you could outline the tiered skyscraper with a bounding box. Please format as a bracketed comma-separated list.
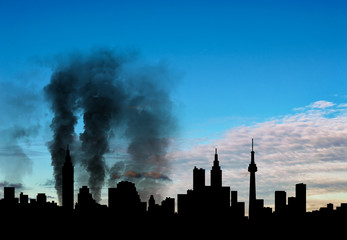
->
[177, 148, 244, 218]
[62, 145, 74, 210]
[248, 139, 257, 220]
[211, 148, 222, 188]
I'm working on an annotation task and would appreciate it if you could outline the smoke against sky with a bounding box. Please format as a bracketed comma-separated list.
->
[44, 48, 177, 203]
[0, 81, 43, 186]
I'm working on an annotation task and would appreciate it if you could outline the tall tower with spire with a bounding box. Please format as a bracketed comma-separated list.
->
[248, 139, 257, 220]
[211, 148, 222, 188]
[62, 144, 74, 210]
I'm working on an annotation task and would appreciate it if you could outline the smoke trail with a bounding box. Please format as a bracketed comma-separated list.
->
[78, 53, 125, 202]
[45, 48, 177, 202]
[116, 64, 177, 200]
[44, 69, 79, 204]
[125, 92, 174, 178]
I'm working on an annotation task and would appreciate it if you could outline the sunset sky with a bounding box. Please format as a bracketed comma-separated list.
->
[1, 0, 347, 214]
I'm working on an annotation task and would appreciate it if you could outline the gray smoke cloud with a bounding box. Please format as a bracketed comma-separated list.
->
[44, 68, 79, 203]
[44, 48, 177, 203]
[0, 81, 42, 188]
[0, 126, 37, 184]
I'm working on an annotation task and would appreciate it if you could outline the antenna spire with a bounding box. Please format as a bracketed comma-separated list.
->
[65, 144, 71, 163]
[252, 138, 254, 152]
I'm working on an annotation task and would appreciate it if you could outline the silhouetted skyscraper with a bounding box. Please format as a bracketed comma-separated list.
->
[275, 191, 287, 215]
[20, 192, 28, 205]
[148, 194, 157, 214]
[231, 191, 245, 220]
[108, 181, 146, 216]
[296, 183, 306, 214]
[161, 197, 175, 216]
[37, 193, 47, 205]
[178, 149, 230, 218]
[211, 148, 222, 188]
[62, 145, 74, 210]
[193, 167, 205, 191]
[4, 187, 15, 201]
[4, 187, 17, 206]
[76, 186, 96, 210]
[231, 191, 238, 207]
[248, 139, 257, 220]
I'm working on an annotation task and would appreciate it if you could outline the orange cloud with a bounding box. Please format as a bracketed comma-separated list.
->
[124, 170, 142, 178]
[145, 171, 171, 181]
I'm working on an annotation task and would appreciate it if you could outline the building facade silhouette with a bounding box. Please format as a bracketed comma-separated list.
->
[296, 183, 306, 214]
[75, 186, 98, 210]
[4, 187, 16, 206]
[148, 195, 175, 217]
[5, 140, 347, 233]
[62, 145, 74, 210]
[275, 190, 287, 215]
[108, 181, 146, 217]
[177, 149, 241, 219]
[211, 148, 222, 188]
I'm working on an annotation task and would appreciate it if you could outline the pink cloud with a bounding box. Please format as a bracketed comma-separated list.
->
[309, 100, 335, 109]
[167, 101, 347, 213]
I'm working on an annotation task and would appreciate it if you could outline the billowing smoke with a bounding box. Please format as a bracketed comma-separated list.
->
[44, 70, 79, 203]
[44, 49, 177, 203]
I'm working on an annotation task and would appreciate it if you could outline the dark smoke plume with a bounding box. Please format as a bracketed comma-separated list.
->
[44, 49, 177, 203]
[78, 55, 125, 202]
[44, 70, 79, 203]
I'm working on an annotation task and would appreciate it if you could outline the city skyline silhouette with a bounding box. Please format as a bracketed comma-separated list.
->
[2, 139, 347, 235]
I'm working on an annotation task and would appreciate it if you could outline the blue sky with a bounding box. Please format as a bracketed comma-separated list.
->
[1, 0, 347, 212]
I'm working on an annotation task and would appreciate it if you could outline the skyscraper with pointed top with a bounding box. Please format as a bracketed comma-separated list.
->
[211, 148, 222, 188]
[178, 148, 232, 217]
[248, 139, 257, 220]
[62, 144, 74, 210]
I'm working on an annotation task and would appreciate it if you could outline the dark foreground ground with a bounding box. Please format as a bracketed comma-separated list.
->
[1, 211, 347, 238]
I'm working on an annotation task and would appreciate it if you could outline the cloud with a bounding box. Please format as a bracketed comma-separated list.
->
[145, 171, 171, 181]
[0, 181, 24, 189]
[309, 100, 335, 109]
[40, 179, 55, 187]
[0, 126, 38, 183]
[114, 170, 171, 181]
[0, 81, 44, 185]
[294, 100, 336, 111]
[167, 100, 347, 213]
[124, 170, 142, 178]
